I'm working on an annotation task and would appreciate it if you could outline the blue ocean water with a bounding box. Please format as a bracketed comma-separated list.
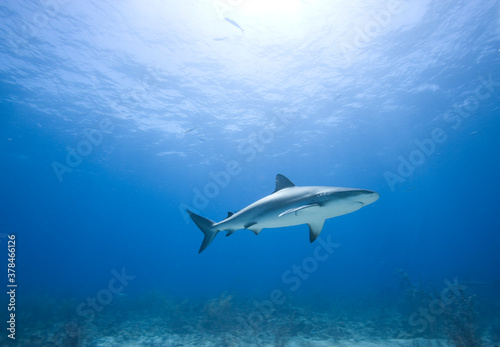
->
[1, 0, 499, 345]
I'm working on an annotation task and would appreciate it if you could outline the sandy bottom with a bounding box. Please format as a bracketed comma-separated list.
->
[13, 292, 499, 346]
[91, 336, 454, 347]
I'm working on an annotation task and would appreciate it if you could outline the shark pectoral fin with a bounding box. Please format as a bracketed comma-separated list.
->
[279, 204, 320, 217]
[308, 220, 325, 243]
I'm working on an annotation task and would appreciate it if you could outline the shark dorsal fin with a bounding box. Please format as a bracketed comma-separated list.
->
[274, 174, 295, 193]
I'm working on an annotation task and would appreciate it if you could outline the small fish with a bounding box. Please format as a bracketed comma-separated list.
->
[469, 131, 480, 136]
[224, 17, 244, 34]
[213, 37, 228, 41]
[184, 127, 196, 134]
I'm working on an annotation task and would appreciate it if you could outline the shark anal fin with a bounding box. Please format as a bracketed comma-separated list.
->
[279, 204, 320, 217]
[308, 220, 325, 243]
[226, 230, 236, 237]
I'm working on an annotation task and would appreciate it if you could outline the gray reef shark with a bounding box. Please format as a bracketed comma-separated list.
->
[187, 174, 379, 253]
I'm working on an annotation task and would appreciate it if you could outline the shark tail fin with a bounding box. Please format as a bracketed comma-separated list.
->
[187, 209, 219, 253]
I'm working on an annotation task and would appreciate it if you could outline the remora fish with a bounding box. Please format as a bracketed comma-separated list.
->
[187, 174, 379, 253]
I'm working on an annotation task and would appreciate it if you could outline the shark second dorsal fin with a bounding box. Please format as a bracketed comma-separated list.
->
[274, 174, 295, 193]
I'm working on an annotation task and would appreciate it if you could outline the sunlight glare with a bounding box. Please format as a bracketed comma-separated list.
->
[240, 0, 303, 16]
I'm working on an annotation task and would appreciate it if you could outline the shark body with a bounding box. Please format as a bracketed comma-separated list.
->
[187, 174, 379, 253]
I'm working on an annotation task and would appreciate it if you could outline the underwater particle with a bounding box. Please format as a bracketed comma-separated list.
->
[213, 37, 228, 41]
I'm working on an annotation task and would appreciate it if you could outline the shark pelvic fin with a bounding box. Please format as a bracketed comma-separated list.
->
[273, 174, 295, 193]
[308, 220, 325, 243]
[279, 203, 320, 217]
[244, 222, 262, 235]
[248, 227, 262, 235]
[186, 209, 219, 253]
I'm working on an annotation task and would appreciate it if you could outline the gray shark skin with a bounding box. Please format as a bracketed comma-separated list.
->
[187, 174, 379, 253]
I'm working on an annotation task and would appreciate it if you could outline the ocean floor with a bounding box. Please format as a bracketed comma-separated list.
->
[14, 319, 462, 347]
[10, 290, 500, 346]
[12, 317, 499, 346]
[90, 336, 455, 347]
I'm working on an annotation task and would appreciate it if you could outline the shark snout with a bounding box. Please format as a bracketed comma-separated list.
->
[350, 189, 379, 206]
[361, 190, 379, 205]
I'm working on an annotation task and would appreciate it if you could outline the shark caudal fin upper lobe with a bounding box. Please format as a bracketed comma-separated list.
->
[186, 210, 219, 253]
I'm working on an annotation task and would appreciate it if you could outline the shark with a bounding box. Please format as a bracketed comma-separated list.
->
[187, 174, 379, 253]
